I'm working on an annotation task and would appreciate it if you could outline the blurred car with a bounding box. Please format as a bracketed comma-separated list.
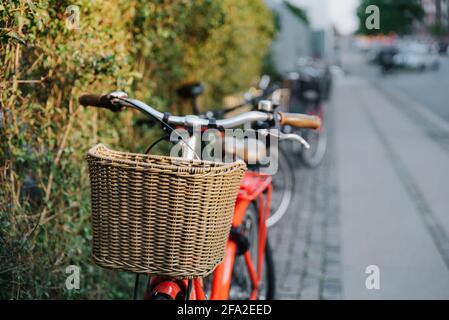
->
[364, 43, 384, 64]
[394, 43, 440, 71]
[438, 41, 448, 55]
[366, 47, 381, 64]
[372, 46, 399, 74]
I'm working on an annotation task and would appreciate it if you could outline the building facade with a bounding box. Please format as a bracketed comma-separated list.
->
[265, 0, 312, 73]
[264, 0, 337, 73]
[422, 0, 449, 31]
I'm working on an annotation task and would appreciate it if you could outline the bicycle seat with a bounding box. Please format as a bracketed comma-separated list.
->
[176, 82, 204, 100]
[224, 137, 267, 164]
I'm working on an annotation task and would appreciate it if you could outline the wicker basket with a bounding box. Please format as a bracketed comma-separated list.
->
[86, 144, 246, 279]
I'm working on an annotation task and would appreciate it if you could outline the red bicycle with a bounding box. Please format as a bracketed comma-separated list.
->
[79, 91, 320, 300]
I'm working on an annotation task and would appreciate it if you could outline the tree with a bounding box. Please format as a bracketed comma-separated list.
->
[357, 0, 424, 35]
[283, 0, 309, 25]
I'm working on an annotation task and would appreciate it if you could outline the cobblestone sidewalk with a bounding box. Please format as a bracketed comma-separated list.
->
[270, 103, 343, 300]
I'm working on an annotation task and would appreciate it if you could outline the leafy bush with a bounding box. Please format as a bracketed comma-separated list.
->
[0, 0, 273, 299]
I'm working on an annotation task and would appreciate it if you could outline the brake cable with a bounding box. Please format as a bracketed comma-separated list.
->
[116, 97, 201, 160]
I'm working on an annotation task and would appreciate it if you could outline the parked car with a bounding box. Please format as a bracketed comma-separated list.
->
[374, 46, 399, 73]
[365, 44, 383, 64]
[438, 41, 448, 55]
[394, 43, 440, 71]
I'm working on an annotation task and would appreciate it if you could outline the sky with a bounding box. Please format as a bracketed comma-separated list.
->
[328, 0, 360, 34]
[290, 0, 360, 34]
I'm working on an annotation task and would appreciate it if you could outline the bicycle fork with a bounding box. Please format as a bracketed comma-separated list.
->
[145, 277, 206, 300]
[210, 184, 272, 300]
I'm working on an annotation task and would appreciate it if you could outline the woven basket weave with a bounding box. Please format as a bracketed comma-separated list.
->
[86, 144, 246, 279]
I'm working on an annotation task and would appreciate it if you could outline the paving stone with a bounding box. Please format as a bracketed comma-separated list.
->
[269, 90, 342, 300]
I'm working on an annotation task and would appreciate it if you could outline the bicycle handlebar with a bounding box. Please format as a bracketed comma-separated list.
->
[125, 97, 273, 128]
[78, 91, 320, 131]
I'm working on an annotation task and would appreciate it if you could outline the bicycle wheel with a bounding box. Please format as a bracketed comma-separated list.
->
[300, 104, 327, 168]
[300, 126, 327, 168]
[228, 202, 275, 300]
[261, 238, 275, 300]
[266, 147, 295, 228]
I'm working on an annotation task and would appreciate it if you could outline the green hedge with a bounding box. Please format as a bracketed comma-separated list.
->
[0, 0, 274, 299]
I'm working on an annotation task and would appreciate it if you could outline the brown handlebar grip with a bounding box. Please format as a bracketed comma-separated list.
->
[78, 93, 122, 111]
[278, 112, 321, 130]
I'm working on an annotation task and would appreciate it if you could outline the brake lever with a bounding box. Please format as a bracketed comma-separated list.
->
[279, 132, 310, 149]
[257, 129, 310, 149]
[108, 91, 129, 111]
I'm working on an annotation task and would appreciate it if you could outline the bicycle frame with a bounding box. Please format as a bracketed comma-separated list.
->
[146, 135, 273, 300]
[210, 172, 272, 300]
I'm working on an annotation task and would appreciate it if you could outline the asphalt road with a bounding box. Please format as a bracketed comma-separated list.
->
[345, 51, 449, 123]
